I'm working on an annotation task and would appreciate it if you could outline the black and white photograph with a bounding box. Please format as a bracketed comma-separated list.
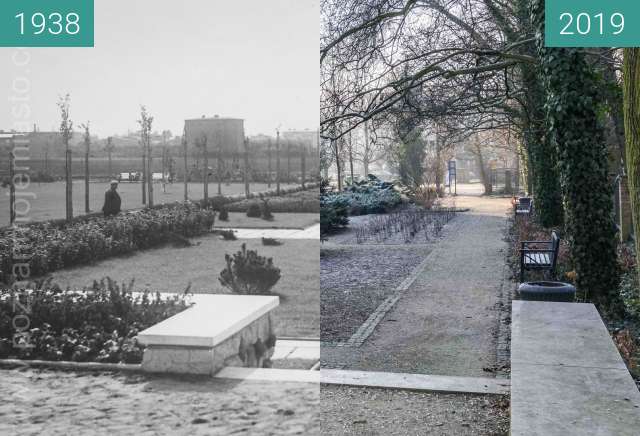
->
[0, 1, 320, 434]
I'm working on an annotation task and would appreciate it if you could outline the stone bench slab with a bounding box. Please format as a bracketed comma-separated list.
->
[511, 301, 640, 435]
[136, 294, 279, 375]
[137, 294, 278, 347]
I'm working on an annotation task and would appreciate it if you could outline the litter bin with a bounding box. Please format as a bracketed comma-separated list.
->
[517, 281, 576, 302]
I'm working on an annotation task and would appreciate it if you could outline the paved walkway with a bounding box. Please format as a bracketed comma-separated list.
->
[322, 192, 511, 377]
[219, 224, 320, 240]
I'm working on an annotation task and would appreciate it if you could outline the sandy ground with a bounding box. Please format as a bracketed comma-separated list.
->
[322, 188, 511, 376]
[0, 367, 319, 436]
[321, 385, 509, 435]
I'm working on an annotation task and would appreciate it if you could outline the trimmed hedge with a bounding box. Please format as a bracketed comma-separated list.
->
[0, 202, 216, 283]
[0, 183, 318, 284]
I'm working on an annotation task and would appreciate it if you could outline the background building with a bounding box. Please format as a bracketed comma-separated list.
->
[184, 115, 245, 153]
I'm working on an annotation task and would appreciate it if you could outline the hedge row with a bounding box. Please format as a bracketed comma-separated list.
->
[0, 202, 216, 283]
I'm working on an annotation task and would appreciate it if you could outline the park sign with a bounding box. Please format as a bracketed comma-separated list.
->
[0, 0, 94, 47]
[545, 0, 640, 47]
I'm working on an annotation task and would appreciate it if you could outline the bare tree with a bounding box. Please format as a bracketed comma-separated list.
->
[138, 106, 154, 207]
[105, 137, 114, 179]
[196, 134, 209, 203]
[182, 126, 188, 201]
[80, 122, 91, 214]
[58, 94, 74, 221]
[244, 137, 251, 197]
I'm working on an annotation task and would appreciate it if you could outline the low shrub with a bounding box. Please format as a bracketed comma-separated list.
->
[261, 199, 274, 221]
[219, 244, 281, 295]
[0, 277, 191, 363]
[331, 175, 403, 216]
[261, 237, 282, 246]
[214, 229, 237, 241]
[320, 195, 349, 236]
[218, 205, 229, 221]
[246, 202, 262, 218]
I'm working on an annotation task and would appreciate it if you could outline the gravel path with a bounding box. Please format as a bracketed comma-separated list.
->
[321, 385, 509, 435]
[322, 194, 511, 376]
[0, 368, 319, 435]
[321, 246, 431, 342]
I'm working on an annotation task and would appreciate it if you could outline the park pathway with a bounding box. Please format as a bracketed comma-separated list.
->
[322, 187, 512, 377]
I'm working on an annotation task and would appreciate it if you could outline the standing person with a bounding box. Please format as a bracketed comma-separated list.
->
[102, 180, 122, 217]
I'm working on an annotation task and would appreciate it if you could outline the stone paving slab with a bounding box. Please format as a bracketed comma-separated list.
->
[511, 363, 640, 435]
[511, 300, 640, 435]
[273, 340, 320, 360]
[218, 224, 320, 240]
[321, 369, 509, 395]
[512, 300, 627, 370]
[216, 367, 319, 383]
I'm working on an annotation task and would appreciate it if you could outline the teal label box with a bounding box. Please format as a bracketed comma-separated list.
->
[0, 0, 94, 47]
[546, 0, 640, 47]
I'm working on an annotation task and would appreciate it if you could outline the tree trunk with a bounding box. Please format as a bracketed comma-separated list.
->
[287, 142, 291, 183]
[347, 131, 354, 183]
[243, 138, 250, 197]
[363, 121, 370, 177]
[333, 138, 342, 191]
[435, 135, 442, 194]
[85, 150, 90, 214]
[142, 145, 147, 205]
[217, 146, 223, 195]
[267, 140, 272, 188]
[66, 148, 73, 220]
[183, 135, 188, 201]
[9, 151, 15, 225]
[624, 48, 640, 278]
[473, 141, 491, 195]
[301, 147, 306, 188]
[203, 140, 209, 203]
[276, 131, 281, 194]
[107, 150, 112, 179]
[534, 0, 620, 312]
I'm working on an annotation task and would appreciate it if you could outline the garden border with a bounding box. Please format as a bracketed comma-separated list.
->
[322, 215, 460, 348]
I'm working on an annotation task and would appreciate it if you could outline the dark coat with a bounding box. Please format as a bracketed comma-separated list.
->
[102, 189, 121, 216]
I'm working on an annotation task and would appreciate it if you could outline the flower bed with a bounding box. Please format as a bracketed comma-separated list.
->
[0, 278, 191, 364]
[0, 202, 216, 283]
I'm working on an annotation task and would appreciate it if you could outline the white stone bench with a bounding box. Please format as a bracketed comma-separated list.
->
[511, 301, 640, 435]
[137, 294, 279, 375]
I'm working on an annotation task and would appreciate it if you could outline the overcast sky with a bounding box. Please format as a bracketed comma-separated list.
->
[1, 0, 319, 137]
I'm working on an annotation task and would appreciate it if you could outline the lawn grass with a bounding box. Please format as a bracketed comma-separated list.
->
[48, 236, 319, 338]
[214, 212, 318, 229]
[0, 181, 300, 224]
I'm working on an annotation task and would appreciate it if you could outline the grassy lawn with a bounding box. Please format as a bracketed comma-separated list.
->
[214, 212, 318, 229]
[0, 181, 300, 224]
[48, 236, 319, 338]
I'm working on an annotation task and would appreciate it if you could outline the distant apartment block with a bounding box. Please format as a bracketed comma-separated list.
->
[184, 115, 245, 153]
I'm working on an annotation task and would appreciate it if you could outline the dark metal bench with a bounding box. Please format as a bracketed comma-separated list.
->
[520, 231, 560, 283]
[514, 197, 533, 219]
